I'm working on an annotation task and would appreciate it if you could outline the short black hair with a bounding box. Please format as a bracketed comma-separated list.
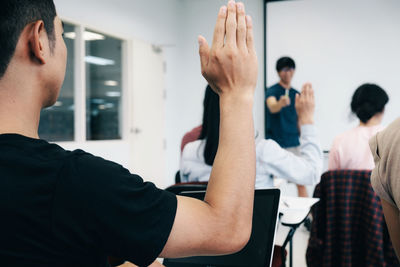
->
[351, 83, 389, 123]
[0, 0, 57, 79]
[276, 57, 296, 72]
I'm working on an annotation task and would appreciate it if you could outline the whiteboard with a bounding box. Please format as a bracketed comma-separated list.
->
[266, 0, 400, 150]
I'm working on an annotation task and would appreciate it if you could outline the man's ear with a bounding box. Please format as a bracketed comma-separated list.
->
[29, 21, 47, 65]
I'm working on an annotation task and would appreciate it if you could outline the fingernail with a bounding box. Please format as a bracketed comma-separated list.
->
[237, 2, 244, 11]
[198, 36, 203, 46]
[229, 1, 235, 8]
[220, 6, 227, 15]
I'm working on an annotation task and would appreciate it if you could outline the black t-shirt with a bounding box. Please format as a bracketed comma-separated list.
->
[0, 134, 177, 267]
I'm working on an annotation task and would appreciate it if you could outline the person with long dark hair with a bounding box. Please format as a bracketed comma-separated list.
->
[181, 84, 323, 189]
[328, 84, 389, 170]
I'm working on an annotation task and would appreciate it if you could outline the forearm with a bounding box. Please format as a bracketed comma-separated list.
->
[267, 101, 282, 113]
[205, 95, 255, 232]
[298, 124, 323, 184]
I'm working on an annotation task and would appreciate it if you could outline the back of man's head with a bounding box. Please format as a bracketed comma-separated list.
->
[0, 0, 57, 79]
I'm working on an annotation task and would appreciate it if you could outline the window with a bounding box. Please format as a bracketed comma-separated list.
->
[85, 30, 123, 140]
[38, 23, 75, 141]
[38, 22, 125, 142]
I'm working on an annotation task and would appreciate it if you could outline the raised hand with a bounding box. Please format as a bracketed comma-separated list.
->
[198, 1, 258, 100]
[295, 83, 315, 125]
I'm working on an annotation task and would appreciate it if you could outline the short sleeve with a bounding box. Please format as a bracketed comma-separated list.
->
[369, 135, 396, 207]
[53, 151, 177, 266]
[266, 86, 279, 99]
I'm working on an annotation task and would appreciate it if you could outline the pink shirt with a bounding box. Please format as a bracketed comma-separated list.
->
[328, 125, 383, 170]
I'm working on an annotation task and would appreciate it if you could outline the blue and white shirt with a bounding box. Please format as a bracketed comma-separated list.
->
[180, 125, 323, 189]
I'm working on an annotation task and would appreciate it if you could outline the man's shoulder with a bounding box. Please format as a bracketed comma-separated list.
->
[266, 83, 282, 97]
[291, 88, 300, 94]
[65, 149, 143, 185]
[267, 83, 282, 91]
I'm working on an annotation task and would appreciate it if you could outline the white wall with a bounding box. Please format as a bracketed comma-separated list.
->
[54, 0, 266, 186]
[266, 0, 400, 150]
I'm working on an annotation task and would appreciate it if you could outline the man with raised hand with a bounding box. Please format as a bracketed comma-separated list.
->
[0, 0, 258, 266]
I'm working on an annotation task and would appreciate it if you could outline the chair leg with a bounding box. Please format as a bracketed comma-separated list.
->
[281, 226, 298, 267]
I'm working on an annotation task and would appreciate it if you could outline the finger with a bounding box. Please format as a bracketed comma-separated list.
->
[295, 93, 300, 108]
[236, 2, 246, 49]
[226, 0, 237, 47]
[305, 83, 313, 98]
[246, 15, 255, 53]
[301, 83, 308, 93]
[309, 85, 315, 101]
[198, 36, 210, 76]
[212, 6, 228, 48]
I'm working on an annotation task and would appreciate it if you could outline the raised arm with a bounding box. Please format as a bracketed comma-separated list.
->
[160, 1, 258, 258]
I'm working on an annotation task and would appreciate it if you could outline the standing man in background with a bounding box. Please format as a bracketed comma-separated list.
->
[265, 57, 308, 197]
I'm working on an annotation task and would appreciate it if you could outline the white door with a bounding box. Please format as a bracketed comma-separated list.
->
[129, 39, 166, 188]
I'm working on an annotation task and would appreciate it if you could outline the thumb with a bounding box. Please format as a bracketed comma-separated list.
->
[198, 35, 210, 76]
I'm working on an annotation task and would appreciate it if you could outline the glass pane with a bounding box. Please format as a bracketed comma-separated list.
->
[38, 23, 75, 141]
[85, 30, 123, 140]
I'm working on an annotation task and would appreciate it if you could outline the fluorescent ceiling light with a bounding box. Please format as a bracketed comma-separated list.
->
[64, 32, 76, 39]
[105, 91, 121, 97]
[85, 56, 115, 66]
[84, 31, 105, 41]
[64, 31, 105, 41]
[104, 80, 119, 87]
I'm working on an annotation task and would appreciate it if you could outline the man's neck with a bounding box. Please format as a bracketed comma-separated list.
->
[279, 81, 291, 90]
[0, 83, 41, 139]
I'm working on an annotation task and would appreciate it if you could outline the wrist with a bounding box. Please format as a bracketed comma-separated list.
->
[219, 90, 254, 105]
[219, 93, 254, 112]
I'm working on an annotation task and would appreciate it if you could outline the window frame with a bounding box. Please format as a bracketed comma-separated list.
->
[55, 18, 131, 145]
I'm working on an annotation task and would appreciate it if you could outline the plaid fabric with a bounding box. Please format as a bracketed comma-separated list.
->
[306, 170, 399, 267]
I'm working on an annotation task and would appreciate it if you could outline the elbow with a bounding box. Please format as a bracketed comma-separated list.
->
[216, 220, 252, 255]
[223, 225, 252, 254]
[299, 167, 322, 186]
[310, 171, 321, 185]
[309, 164, 323, 185]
